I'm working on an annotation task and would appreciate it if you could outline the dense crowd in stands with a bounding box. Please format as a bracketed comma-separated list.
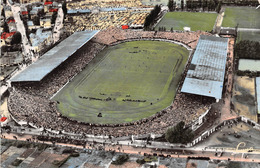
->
[65, 11, 149, 31]
[93, 27, 211, 49]
[67, 0, 144, 10]
[8, 28, 215, 137]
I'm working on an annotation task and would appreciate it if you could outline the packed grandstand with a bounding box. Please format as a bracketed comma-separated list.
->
[8, 27, 220, 137]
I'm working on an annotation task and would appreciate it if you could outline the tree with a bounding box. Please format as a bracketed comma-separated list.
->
[186, 1, 191, 10]
[168, 0, 173, 11]
[198, 0, 202, 8]
[208, 0, 216, 11]
[27, 4, 32, 20]
[1, 8, 5, 18]
[3, 22, 9, 33]
[181, 0, 184, 11]
[62, 1, 67, 16]
[202, 0, 206, 11]
[27, 4, 32, 12]
[216, 1, 222, 13]
[21, 18, 30, 42]
[191, 1, 194, 11]
[165, 121, 194, 144]
[1, 45, 10, 52]
[235, 40, 260, 59]
[168, 0, 175, 11]
[144, 5, 161, 30]
[33, 16, 40, 25]
[11, 32, 22, 45]
[51, 12, 58, 24]
[235, 23, 238, 37]
[172, 2, 176, 11]
[112, 154, 129, 165]
[37, 9, 45, 18]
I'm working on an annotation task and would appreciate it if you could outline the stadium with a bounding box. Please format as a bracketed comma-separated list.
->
[8, 27, 229, 137]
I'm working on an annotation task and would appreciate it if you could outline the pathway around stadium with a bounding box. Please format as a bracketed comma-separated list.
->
[220, 38, 238, 122]
[0, 98, 10, 126]
[2, 132, 260, 163]
[214, 10, 224, 34]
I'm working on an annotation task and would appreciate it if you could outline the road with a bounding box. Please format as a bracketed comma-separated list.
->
[0, 98, 10, 126]
[8, 2, 34, 61]
[220, 38, 237, 122]
[213, 10, 224, 34]
[53, 7, 64, 43]
[1, 129, 260, 163]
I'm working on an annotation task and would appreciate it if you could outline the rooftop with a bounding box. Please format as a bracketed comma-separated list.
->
[1, 32, 15, 40]
[219, 28, 237, 36]
[11, 30, 99, 82]
[27, 20, 34, 26]
[181, 35, 228, 99]
[30, 28, 52, 47]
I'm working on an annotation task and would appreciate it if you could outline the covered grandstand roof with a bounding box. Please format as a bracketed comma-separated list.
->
[256, 77, 260, 114]
[181, 35, 228, 99]
[11, 30, 99, 82]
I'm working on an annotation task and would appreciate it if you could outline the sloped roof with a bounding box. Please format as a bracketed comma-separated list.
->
[181, 35, 228, 99]
[30, 28, 52, 47]
[11, 30, 99, 82]
[1, 32, 15, 39]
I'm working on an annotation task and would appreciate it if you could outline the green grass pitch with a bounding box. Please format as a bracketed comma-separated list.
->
[222, 7, 260, 29]
[52, 41, 190, 124]
[237, 31, 260, 43]
[155, 12, 217, 31]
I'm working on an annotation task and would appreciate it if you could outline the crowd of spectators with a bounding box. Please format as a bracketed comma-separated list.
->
[8, 28, 215, 137]
[93, 27, 211, 49]
[64, 11, 149, 32]
[66, 0, 144, 11]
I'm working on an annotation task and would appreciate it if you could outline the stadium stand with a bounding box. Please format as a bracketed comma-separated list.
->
[181, 35, 228, 100]
[8, 28, 216, 137]
[92, 26, 211, 49]
[10, 30, 99, 82]
[66, 0, 144, 11]
[65, 11, 150, 32]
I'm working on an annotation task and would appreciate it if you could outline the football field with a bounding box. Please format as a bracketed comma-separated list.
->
[155, 12, 217, 31]
[237, 31, 260, 43]
[222, 7, 260, 28]
[53, 41, 189, 124]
